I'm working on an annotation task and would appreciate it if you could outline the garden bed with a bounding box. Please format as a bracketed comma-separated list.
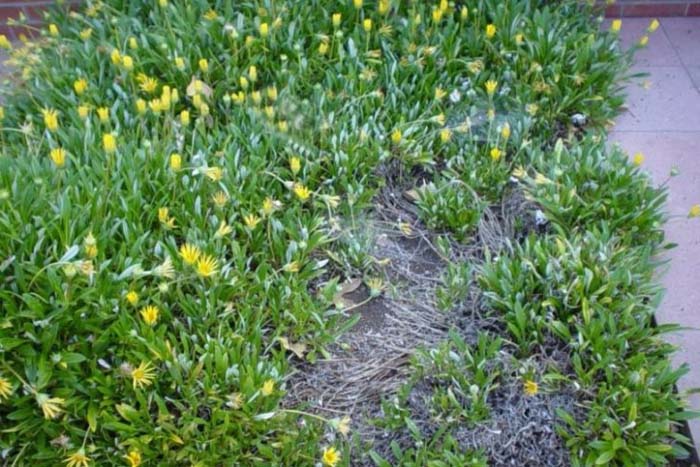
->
[0, 1, 697, 465]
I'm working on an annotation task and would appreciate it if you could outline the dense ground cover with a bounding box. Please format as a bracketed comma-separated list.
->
[0, 0, 696, 465]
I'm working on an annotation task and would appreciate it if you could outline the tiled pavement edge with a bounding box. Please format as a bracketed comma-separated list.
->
[608, 17, 700, 449]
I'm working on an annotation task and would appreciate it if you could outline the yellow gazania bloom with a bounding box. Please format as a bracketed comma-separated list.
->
[378, 0, 390, 14]
[231, 91, 245, 105]
[277, 120, 289, 132]
[262, 197, 280, 215]
[158, 207, 175, 228]
[73, 78, 88, 95]
[363, 18, 372, 32]
[122, 55, 134, 71]
[434, 87, 446, 101]
[332, 13, 342, 28]
[251, 90, 262, 105]
[490, 147, 502, 162]
[259, 22, 269, 37]
[515, 33, 524, 45]
[158, 0, 167, 6]
[140, 305, 159, 326]
[688, 204, 700, 218]
[633, 152, 645, 166]
[84, 232, 97, 259]
[353, 0, 363, 9]
[266, 86, 278, 101]
[195, 254, 218, 277]
[244, 213, 261, 229]
[611, 19, 622, 33]
[204, 166, 223, 181]
[460, 6, 468, 21]
[264, 106, 275, 119]
[131, 361, 156, 389]
[215, 220, 233, 238]
[248, 65, 258, 82]
[175, 56, 185, 70]
[199, 58, 209, 72]
[203, 9, 218, 20]
[111, 48, 122, 65]
[48, 24, 59, 37]
[0, 34, 11, 49]
[439, 128, 451, 143]
[136, 73, 158, 94]
[283, 261, 301, 273]
[501, 122, 511, 139]
[124, 450, 142, 467]
[180, 110, 190, 126]
[293, 183, 311, 201]
[431, 7, 443, 23]
[485, 23, 496, 39]
[523, 379, 538, 396]
[103, 133, 117, 153]
[129, 37, 138, 49]
[391, 129, 402, 144]
[35, 393, 65, 419]
[0, 375, 13, 400]
[64, 449, 90, 467]
[526, 103, 539, 116]
[212, 190, 229, 207]
[50, 148, 66, 168]
[639, 35, 649, 47]
[485, 79, 498, 96]
[42, 108, 59, 132]
[318, 41, 329, 55]
[261, 379, 275, 396]
[179, 243, 201, 265]
[648, 19, 660, 33]
[322, 446, 340, 467]
[239, 76, 250, 90]
[289, 156, 301, 174]
[97, 107, 109, 123]
[170, 153, 182, 171]
[135, 99, 147, 115]
[126, 290, 139, 306]
[78, 105, 90, 119]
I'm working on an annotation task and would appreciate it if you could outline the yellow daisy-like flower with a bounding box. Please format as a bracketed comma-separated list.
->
[73, 78, 88, 95]
[0, 34, 10, 49]
[195, 254, 219, 278]
[353, 0, 363, 9]
[434, 87, 446, 101]
[485, 23, 496, 39]
[289, 156, 301, 175]
[490, 147, 502, 162]
[261, 379, 275, 396]
[204, 167, 223, 181]
[611, 19, 622, 33]
[131, 361, 156, 389]
[688, 204, 700, 218]
[515, 33, 524, 45]
[122, 55, 134, 71]
[322, 446, 340, 467]
[639, 35, 649, 47]
[501, 123, 511, 139]
[50, 148, 66, 168]
[460, 6, 468, 21]
[215, 220, 233, 238]
[0, 375, 13, 400]
[78, 105, 90, 119]
[485, 79, 498, 96]
[179, 243, 201, 265]
[140, 305, 159, 326]
[35, 393, 65, 419]
[126, 290, 139, 306]
[648, 19, 660, 33]
[283, 260, 301, 273]
[124, 450, 142, 467]
[248, 65, 258, 83]
[203, 9, 218, 20]
[48, 23, 59, 37]
[431, 7, 443, 24]
[65, 449, 90, 467]
[212, 190, 229, 207]
[103, 133, 117, 153]
[378, 0, 390, 15]
[80, 28, 93, 40]
[199, 58, 209, 72]
[136, 73, 158, 94]
[523, 379, 538, 396]
[97, 107, 109, 123]
[259, 22, 269, 38]
[293, 183, 311, 202]
[363, 18, 373, 32]
[42, 108, 59, 132]
[111, 48, 122, 65]
[633, 152, 645, 166]
[439, 128, 452, 143]
[391, 129, 402, 144]
[180, 110, 190, 126]
[135, 99, 147, 115]
[170, 153, 182, 171]
[318, 41, 330, 55]
[129, 37, 138, 49]
[244, 213, 261, 230]
[332, 13, 342, 28]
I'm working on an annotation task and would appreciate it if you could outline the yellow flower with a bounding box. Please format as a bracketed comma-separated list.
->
[140, 305, 160, 326]
[84, 232, 98, 259]
[490, 147, 502, 162]
[78, 105, 90, 119]
[251, 90, 262, 105]
[336, 416, 351, 436]
[158, 207, 175, 229]
[134, 99, 146, 115]
[126, 290, 139, 306]
[129, 37, 138, 49]
[159, 0, 167, 6]
[266, 86, 278, 101]
[0, 34, 12, 49]
[103, 133, 117, 153]
[136, 73, 158, 94]
[283, 261, 301, 273]
[633, 152, 645, 166]
[515, 33, 524, 45]
[203, 9, 218, 21]
[501, 122, 511, 139]
[439, 128, 452, 143]
[277, 120, 288, 132]
[611, 19, 622, 33]
[179, 243, 201, 265]
[322, 446, 340, 467]
[131, 361, 156, 389]
[318, 41, 329, 55]
[215, 220, 233, 238]
[378, 0, 390, 15]
[434, 113, 446, 125]
[199, 58, 209, 72]
[289, 156, 301, 174]
[36, 393, 65, 419]
[170, 153, 182, 171]
[639, 35, 649, 47]
[42, 108, 59, 132]
[50, 148, 66, 168]
[391, 129, 402, 144]
[363, 19, 373, 32]
[259, 22, 269, 37]
[648, 19, 660, 33]
[249, 65, 258, 82]
[195, 254, 219, 277]
[204, 166, 223, 181]
[175, 56, 185, 70]
[97, 107, 109, 123]
[239, 76, 249, 90]
[124, 451, 142, 467]
[48, 24, 59, 37]
[431, 7, 443, 23]
[73, 78, 88, 95]
[261, 379, 275, 396]
[332, 13, 342, 28]
[353, 0, 363, 9]
[526, 103, 539, 116]
[64, 449, 90, 467]
[293, 183, 311, 201]
[212, 191, 229, 207]
[122, 55, 134, 71]
[244, 213, 261, 229]
[262, 197, 280, 215]
[434, 87, 446, 101]
[688, 204, 700, 218]
[111, 48, 122, 65]
[0, 375, 13, 400]
[460, 6, 468, 21]
[485, 79, 498, 96]
[180, 110, 190, 126]
[523, 379, 538, 396]
[485, 24, 496, 39]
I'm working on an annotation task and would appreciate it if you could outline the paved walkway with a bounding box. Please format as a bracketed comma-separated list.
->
[608, 17, 700, 448]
